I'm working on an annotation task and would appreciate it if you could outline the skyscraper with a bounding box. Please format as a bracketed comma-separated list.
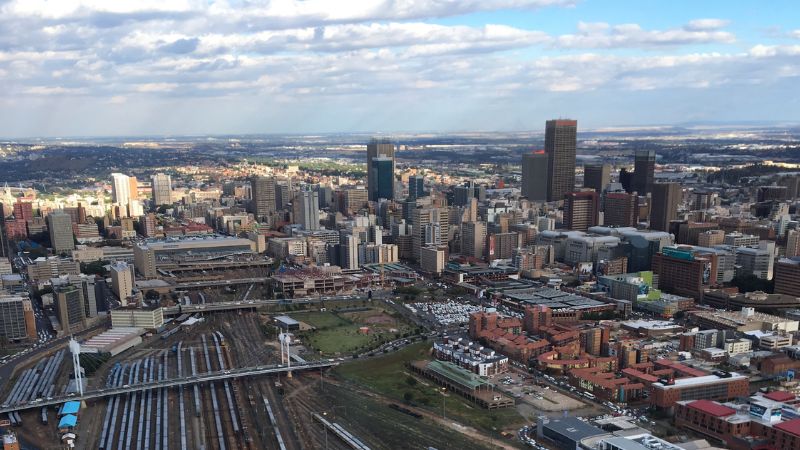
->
[111, 172, 131, 212]
[460, 221, 487, 260]
[370, 156, 395, 200]
[521, 151, 548, 201]
[650, 182, 682, 232]
[250, 176, 277, 222]
[545, 119, 577, 202]
[408, 175, 426, 200]
[583, 163, 610, 193]
[293, 190, 320, 231]
[563, 191, 599, 231]
[633, 150, 656, 195]
[47, 211, 75, 253]
[367, 138, 395, 202]
[412, 206, 449, 262]
[110, 261, 134, 305]
[151, 173, 172, 206]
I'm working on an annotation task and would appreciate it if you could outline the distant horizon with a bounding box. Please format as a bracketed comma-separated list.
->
[3, 119, 799, 141]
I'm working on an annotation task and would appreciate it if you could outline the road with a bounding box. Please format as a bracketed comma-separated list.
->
[164, 290, 392, 315]
[0, 360, 337, 414]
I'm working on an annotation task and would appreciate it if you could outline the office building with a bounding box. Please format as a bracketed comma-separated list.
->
[633, 150, 656, 195]
[110, 306, 164, 329]
[650, 183, 681, 232]
[54, 285, 85, 333]
[698, 230, 725, 247]
[367, 138, 395, 202]
[545, 119, 577, 202]
[563, 191, 599, 231]
[408, 175, 426, 200]
[775, 258, 800, 297]
[786, 230, 800, 258]
[652, 247, 718, 300]
[12, 201, 33, 221]
[488, 232, 520, 260]
[0, 296, 36, 341]
[412, 206, 449, 262]
[151, 173, 172, 206]
[522, 151, 548, 201]
[293, 190, 320, 231]
[583, 163, 610, 193]
[47, 211, 75, 253]
[461, 221, 487, 260]
[370, 156, 395, 200]
[420, 246, 447, 275]
[111, 173, 132, 208]
[339, 233, 359, 270]
[26, 257, 80, 281]
[110, 261, 134, 305]
[249, 176, 277, 222]
[735, 241, 775, 280]
[603, 192, 638, 227]
[651, 374, 749, 408]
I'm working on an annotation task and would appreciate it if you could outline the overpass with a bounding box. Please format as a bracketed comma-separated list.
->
[164, 292, 382, 315]
[173, 276, 271, 289]
[0, 361, 335, 415]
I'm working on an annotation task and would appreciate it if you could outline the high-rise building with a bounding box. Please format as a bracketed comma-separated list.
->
[0, 296, 36, 341]
[250, 176, 277, 222]
[521, 151, 548, 201]
[633, 150, 656, 194]
[774, 258, 800, 296]
[408, 175, 426, 200]
[563, 191, 599, 231]
[293, 190, 320, 231]
[12, 201, 33, 221]
[339, 233, 359, 270]
[151, 173, 172, 206]
[54, 285, 85, 333]
[652, 247, 718, 299]
[734, 241, 775, 280]
[583, 163, 610, 193]
[545, 119, 577, 202]
[619, 168, 633, 193]
[787, 230, 800, 258]
[461, 221, 487, 260]
[650, 183, 682, 232]
[488, 232, 520, 260]
[139, 213, 157, 237]
[412, 206, 449, 262]
[367, 138, 395, 202]
[111, 173, 132, 216]
[110, 261, 134, 305]
[603, 192, 638, 227]
[47, 211, 75, 253]
[698, 230, 725, 248]
[420, 246, 447, 275]
[370, 156, 395, 200]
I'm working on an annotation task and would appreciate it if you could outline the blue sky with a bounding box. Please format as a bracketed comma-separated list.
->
[0, 0, 798, 137]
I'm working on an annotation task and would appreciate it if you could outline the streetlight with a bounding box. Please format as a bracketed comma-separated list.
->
[440, 387, 447, 419]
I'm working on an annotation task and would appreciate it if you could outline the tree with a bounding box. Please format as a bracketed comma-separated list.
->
[405, 376, 418, 387]
[403, 392, 414, 404]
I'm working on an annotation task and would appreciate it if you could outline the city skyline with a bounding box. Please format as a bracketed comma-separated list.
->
[1, 0, 799, 137]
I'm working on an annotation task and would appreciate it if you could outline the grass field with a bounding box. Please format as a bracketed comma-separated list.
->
[334, 342, 526, 433]
[293, 309, 411, 355]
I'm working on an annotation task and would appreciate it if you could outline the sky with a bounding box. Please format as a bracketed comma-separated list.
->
[0, 0, 799, 137]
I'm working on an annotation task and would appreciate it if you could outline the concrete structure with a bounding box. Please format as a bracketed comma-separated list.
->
[80, 327, 143, 356]
[250, 176, 277, 222]
[47, 211, 75, 254]
[650, 182, 681, 232]
[54, 285, 85, 334]
[133, 236, 256, 278]
[412, 206, 449, 262]
[650, 372, 749, 409]
[652, 246, 717, 300]
[775, 257, 800, 297]
[563, 191, 599, 232]
[110, 261, 134, 305]
[603, 192, 638, 228]
[584, 163, 610, 193]
[522, 151, 548, 201]
[460, 221, 487, 260]
[0, 296, 36, 341]
[420, 246, 447, 275]
[545, 119, 577, 202]
[293, 190, 320, 231]
[633, 150, 656, 195]
[110, 306, 164, 329]
[734, 241, 775, 280]
[151, 173, 172, 206]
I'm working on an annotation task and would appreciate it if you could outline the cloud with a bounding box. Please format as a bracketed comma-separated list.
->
[685, 18, 731, 31]
[556, 20, 735, 48]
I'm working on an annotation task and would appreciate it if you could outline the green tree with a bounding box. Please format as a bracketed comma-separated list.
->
[405, 376, 418, 387]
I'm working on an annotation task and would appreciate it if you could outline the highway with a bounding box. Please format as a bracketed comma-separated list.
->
[0, 361, 336, 415]
[173, 276, 271, 289]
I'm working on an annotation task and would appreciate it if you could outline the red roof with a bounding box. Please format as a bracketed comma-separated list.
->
[775, 418, 800, 437]
[688, 400, 736, 417]
[765, 391, 796, 402]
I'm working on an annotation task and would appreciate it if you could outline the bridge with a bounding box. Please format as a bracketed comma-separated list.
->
[0, 361, 336, 415]
[173, 276, 271, 289]
[164, 293, 380, 315]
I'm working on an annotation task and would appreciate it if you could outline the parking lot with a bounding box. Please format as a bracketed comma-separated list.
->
[488, 371, 586, 412]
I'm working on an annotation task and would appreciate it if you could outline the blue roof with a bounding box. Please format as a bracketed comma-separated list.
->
[58, 414, 77, 428]
[60, 401, 80, 415]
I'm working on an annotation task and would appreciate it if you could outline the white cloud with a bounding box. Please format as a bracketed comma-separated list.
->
[685, 18, 730, 31]
[557, 21, 735, 48]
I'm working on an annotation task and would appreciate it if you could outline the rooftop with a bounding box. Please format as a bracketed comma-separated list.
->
[775, 418, 800, 437]
[688, 399, 736, 417]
